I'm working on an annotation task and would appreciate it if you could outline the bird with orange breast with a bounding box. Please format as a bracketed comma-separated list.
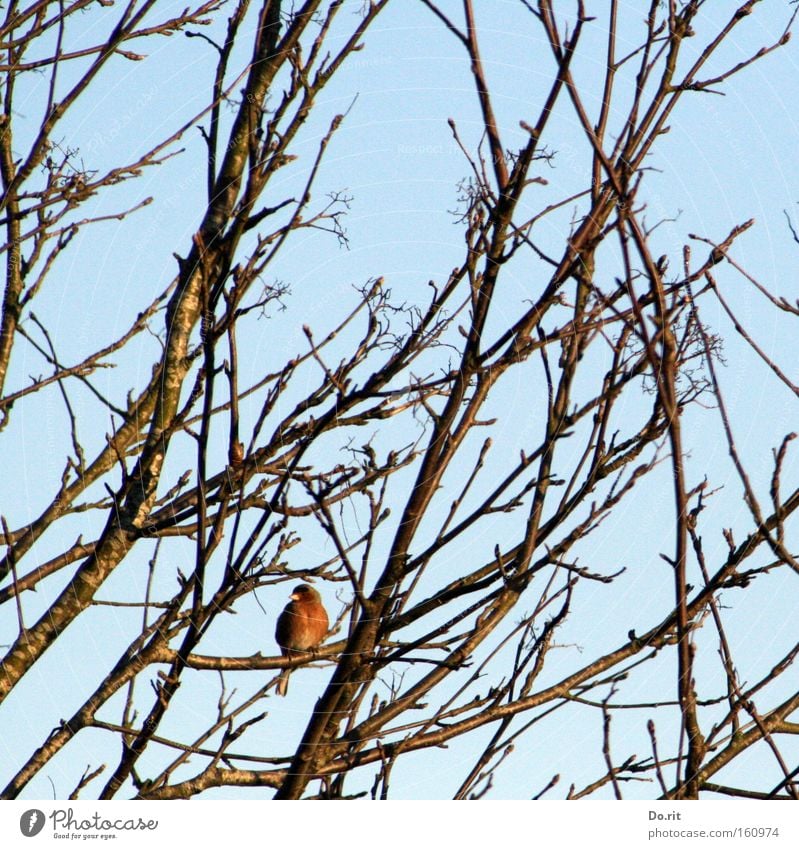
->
[274, 583, 329, 696]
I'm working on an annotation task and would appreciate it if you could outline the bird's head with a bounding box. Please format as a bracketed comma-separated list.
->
[291, 583, 320, 602]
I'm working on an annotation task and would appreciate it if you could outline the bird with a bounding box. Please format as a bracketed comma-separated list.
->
[274, 583, 329, 697]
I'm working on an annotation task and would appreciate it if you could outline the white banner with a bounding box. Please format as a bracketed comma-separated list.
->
[1, 800, 796, 848]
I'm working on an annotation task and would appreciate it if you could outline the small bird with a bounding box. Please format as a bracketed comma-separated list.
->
[274, 583, 329, 697]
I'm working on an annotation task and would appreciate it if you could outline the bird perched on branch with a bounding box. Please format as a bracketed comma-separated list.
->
[274, 583, 329, 697]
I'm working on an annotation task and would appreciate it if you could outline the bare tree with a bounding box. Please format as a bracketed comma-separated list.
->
[2, 0, 798, 800]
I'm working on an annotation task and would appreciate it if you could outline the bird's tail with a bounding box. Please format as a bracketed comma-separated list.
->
[277, 669, 290, 697]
